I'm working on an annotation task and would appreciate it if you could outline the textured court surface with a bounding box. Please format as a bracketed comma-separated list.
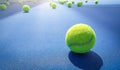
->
[0, 2, 120, 70]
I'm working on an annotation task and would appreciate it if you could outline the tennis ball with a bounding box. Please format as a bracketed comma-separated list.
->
[0, 4, 7, 10]
[50, 2, 57, 9]
[95, 0, 99, 4]
[71, 0, 75, 4]
[67, 2, 72, 8]
[77, 1, 83, 7]
[65, 24, 96, 53]
[23, 5, 30, 12]
[6, 1, 10, 6]
[58, 0, 65, 4]
[18, 1, 23, 5]
[85, 0, 88, 3]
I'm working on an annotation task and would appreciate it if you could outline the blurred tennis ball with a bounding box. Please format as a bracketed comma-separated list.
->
[67, 1, 72, 8]
[23, 5, 30, 12]
[6, 1, 10, 6]
[77, 1, 83, 7]
[50, 2, 57, 9]
[0, 4, 7, 10]
[95, 0, 99, 4]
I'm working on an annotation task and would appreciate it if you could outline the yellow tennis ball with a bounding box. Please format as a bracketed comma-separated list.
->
[95, 0, 99, 4]
[23, 5, 30, 12]
[0, 4, 7, 10]
[77, 1, 83, 7]
[65, 24, 96, 53]
[50, 2, 57, 9]
[67, 2, 72, 8]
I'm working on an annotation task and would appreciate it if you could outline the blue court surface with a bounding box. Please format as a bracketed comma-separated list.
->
[0, 1, 120, 70]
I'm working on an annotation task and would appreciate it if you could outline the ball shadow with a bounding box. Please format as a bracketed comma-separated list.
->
[68, 51, 103, 70]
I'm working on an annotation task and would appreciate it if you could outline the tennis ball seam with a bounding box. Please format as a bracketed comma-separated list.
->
[65, 24, 96, 53]
[68, 34, 94, 47]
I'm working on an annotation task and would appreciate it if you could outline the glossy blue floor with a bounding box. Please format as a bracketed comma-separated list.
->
[0, 1, 120, 70]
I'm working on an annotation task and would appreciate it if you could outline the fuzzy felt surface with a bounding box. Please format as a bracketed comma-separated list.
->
[65, 24, 96, 53]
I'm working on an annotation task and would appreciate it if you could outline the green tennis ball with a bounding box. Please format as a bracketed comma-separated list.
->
[6, 1, 10, 6]
[95, 0, 99, 4]
[23, 5, 30, 12]
[18, 1, 23, 5]
[85, 0, 88, 3]
[50, 2, 57, 9]
[65, 24, 96, 53]
[0, 4, 7, 10]
[77, 1, 83, 7]
[58, 0, 65, 4]
[71, 0, 75, 4]
[67, 2, 72, 8]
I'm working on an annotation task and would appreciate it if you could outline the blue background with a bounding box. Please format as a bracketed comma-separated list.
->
[0, 1, 120, 70]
